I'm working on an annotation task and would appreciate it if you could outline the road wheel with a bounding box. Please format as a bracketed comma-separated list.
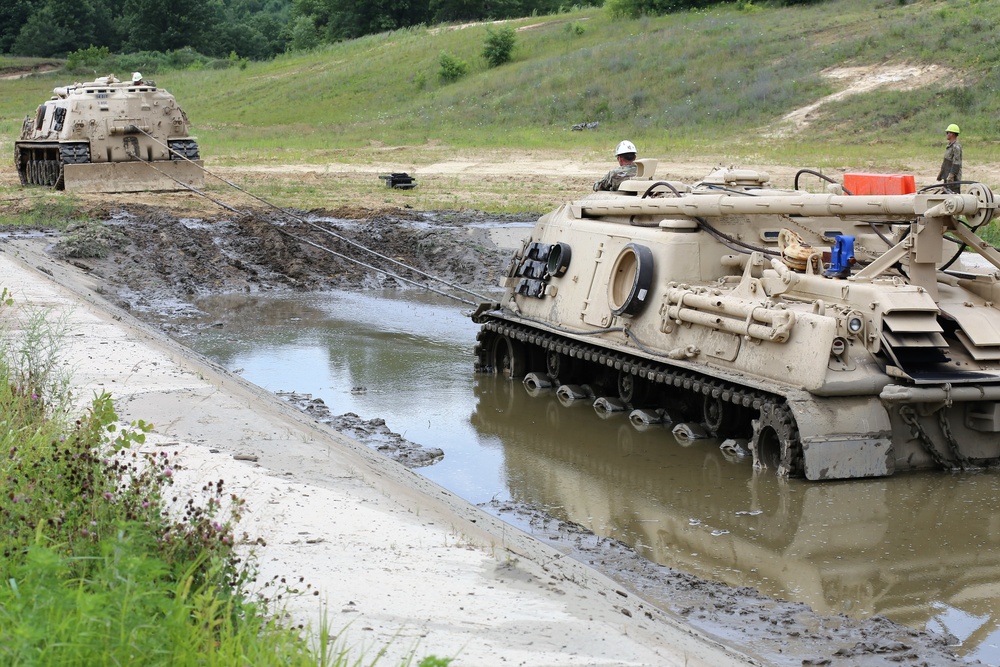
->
[617, 370, 648, 405]
[491, 334, 528, 380]
[703, 391, 748, 438]
[750, 402, 803, 477]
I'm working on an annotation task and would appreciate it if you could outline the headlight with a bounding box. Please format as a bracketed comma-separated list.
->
[848, 316, 864, 334]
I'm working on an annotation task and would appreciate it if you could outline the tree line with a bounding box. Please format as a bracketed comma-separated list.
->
[1, 0, 292, 60]
[1, 0, 823, 60]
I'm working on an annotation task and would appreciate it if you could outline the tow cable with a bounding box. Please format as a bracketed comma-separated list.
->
[128, 129, 493, 307]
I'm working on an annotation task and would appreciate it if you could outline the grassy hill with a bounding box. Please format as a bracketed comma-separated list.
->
[1, 0, 998, 178]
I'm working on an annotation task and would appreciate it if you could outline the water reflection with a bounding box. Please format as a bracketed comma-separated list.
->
[185, 290, 1000, 665]
[472, 374, 1000, 662]
[186, 290, 508, 504]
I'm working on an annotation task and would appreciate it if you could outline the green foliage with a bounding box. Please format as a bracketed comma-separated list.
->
[438, 51, 468, 82]
[416, 657, 454, 667]
[65, 45, 111, 70]
[286, 0, 594, 44]
[428, 0, 576, 24]
[979, 221, 1000, 248]
[117, 0, 220, 54]
[286, 15, 322, 52]
[0, 297, 71, 421]
[0, 0, 32, 53]
[11, 0, 115, 58]
[605, 0, 715, 20]
[482, 26, 517, 68]
[2, 197, 87, 230]
[0, 291, 457, 665]
[304, 0, 429, 41]
[228, 50, 250, 70]
[0, 380, 230, 586]
[63, 46, 246, 76]
[4, 0, 292, 59]
[5, 1, 1000, 175]
[605, 0, 819, 17]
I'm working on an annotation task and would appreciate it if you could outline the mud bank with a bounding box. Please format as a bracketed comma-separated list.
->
[278, 391, 445, 468]
[47, 203, 523, 321]
[0, 205, 981, 666]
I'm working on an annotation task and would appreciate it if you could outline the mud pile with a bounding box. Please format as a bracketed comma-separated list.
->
[277, 391, 445, 468]
[52, 204, 518, 318]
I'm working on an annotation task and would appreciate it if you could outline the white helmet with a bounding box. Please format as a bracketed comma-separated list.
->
[132, 72, 143, 83]
[615, 140, 637, 156]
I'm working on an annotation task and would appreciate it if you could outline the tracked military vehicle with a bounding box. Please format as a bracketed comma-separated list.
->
[473, 160, 1000, 480]
[15, 74, 203, 193]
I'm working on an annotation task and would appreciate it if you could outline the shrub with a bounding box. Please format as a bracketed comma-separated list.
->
[605, 0, 716, 19]
[286, 15, 321, 53]
[65, 45, 110, 71]
[438, 51, 469, 83]
[482, 27, 516, 68]
[0, 293, 279, 663]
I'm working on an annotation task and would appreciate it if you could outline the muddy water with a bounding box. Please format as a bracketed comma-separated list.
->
[184, 288, 1000, 666]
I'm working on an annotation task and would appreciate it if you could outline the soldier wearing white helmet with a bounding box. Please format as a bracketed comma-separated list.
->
[594, 140, 638, 191]
[937, 123, 962, 193]
[132, 72, 144, 85]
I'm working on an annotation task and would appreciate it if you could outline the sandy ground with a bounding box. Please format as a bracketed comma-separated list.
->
[0, 239, 753, 666]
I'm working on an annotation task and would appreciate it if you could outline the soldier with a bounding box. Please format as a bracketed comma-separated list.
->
[131, 72, 144, 85]
[937, 123, 962, 193]
[594, 140, 638, 191]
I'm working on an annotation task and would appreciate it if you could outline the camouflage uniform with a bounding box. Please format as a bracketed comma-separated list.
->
[593, 162, 638, 192]
[937, 139, 962, 193]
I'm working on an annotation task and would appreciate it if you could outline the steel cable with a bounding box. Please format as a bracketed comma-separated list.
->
[131, 128, 493, 305]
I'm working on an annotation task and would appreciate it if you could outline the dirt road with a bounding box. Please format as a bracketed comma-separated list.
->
[9, 146, 997, 219]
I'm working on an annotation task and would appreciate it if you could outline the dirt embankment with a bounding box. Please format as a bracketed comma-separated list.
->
[48, 203, 521, 318]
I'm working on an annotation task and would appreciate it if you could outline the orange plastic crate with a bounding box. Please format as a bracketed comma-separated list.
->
[843, 172, 916, 196]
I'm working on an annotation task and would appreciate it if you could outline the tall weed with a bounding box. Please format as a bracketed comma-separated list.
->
[0, 292, 309, 665]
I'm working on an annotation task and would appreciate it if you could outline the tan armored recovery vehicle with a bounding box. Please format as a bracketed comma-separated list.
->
[473, 161, 1000, 480]
[15, 74, 204, 193]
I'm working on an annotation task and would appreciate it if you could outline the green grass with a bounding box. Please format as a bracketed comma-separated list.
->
[2, 0, 1000, 216]
[3, 0, 1000, 172]
[0, 195, 88, 228]
[0, 290, 305, 665]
